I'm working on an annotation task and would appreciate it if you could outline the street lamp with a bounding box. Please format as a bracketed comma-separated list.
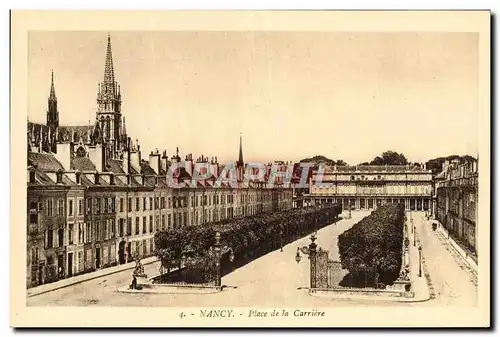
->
[213, 231, 235, 288]
[280, 228, 284, 252]
[418, 245, 423, 277]
[294, 231, 318, 290]
[413, 225, 416, 246]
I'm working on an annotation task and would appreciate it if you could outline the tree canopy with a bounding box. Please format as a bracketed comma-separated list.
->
[299, 155, 348, 166]
[363, 151, 408, 166]
[425, 154, 477, 175]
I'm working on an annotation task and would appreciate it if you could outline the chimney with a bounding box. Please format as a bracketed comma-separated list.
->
[149, 150, 161, 174]
[88, 144, 103, 173]
[54, 143, 73, 170]
[130, 149, 140, 172]
[161, 154, 169, 173]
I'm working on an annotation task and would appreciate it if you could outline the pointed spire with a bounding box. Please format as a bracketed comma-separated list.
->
[237, 132, 244, 166]
[121, 116, 127, 136]
[49, 70, 57, 101]
[103, 33, 115, 86]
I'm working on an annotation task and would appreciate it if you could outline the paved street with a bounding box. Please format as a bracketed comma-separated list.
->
[413, 212, 478, 307]
[27, 211, 477, 308]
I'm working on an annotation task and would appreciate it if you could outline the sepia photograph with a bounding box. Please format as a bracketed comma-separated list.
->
[10, 10, 490, 328]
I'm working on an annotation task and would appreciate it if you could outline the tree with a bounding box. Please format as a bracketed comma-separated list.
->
[338, 203, 405, 287]
[299, 155, 348, 167]
[424, 154, 476, 176]
[365, 151, 408, 166]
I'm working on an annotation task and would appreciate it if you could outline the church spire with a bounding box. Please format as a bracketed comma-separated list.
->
[49, 70, 57, 102]
[47, 70, 59, 129]
[103, 33, 115, 86]
[237, 133, 244, 166]
[96, 33, 122, 152]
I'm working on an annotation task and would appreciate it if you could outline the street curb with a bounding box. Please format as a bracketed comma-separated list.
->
[27, 258, 159, 298]
[116, 284, 223, 295]
[306, 289, 431, 303]
[434, 223, 478, 275]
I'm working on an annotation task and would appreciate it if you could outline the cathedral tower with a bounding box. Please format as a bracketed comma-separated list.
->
[46, 70, 59, 130]
[96, 33, 123, 156]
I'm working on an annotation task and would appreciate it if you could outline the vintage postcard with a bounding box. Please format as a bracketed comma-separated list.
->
[10, 10, 490, 328]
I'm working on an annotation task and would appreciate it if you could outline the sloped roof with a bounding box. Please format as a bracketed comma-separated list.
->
[71, 157, 96, 171]
[62, 175, 78, 186]
[28, 169, 56, 186]
[140, 161, 156, 175]
[28, 152, 64, 171]
[107, 159, 125, 174]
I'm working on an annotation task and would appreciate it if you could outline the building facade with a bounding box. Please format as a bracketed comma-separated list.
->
[295, 165, 434, 211]
[26, 34, 293, 289]
[435, 158, 478, 255]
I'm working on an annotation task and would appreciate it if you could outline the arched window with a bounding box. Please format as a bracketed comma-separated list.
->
[76, 146, 86, 158]
[105, 116, 111, 139]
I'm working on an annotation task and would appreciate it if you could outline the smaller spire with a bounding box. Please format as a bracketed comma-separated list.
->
[121, 116, 127, 136]
[237, 132, 244, 166]
[49, 70, 57, 101]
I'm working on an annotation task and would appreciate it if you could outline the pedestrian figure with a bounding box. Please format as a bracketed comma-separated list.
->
[129, 276, 137, 290]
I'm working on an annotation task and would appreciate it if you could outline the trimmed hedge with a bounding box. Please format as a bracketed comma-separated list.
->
[155, 204, 342, 276]
[338, 203, 405, 287]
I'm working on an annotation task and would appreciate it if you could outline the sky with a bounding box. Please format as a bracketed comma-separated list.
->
[28, 31, 479, 165]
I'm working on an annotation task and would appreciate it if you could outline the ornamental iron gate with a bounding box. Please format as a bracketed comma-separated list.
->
[314, 248, 343, 289]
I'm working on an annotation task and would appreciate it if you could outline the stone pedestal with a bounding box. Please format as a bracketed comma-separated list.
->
[136, 276, 149, 285]
[392, 280, 411, 292]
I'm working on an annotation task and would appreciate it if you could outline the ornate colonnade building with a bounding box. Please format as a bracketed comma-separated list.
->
[295, 164, 434, 211]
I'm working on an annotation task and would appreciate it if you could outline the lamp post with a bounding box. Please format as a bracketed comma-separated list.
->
[214, 232, 222, 287]
[213, 231, 234, 288]
[295, 232, 318, 290]
[418, 245, 422, 277]
[413, 225, 416, 246]
[280, 229, 284, 252]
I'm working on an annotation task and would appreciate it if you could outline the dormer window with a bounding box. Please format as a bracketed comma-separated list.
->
[29, 170, 36, 184]
[75, 172, 81, 185]
[110, 173, 115, 185]
[56, 170, 63, 184]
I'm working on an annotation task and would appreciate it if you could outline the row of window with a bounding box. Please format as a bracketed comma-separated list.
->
[35, 191, 283, 219]
[39, 203, 273, 250]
